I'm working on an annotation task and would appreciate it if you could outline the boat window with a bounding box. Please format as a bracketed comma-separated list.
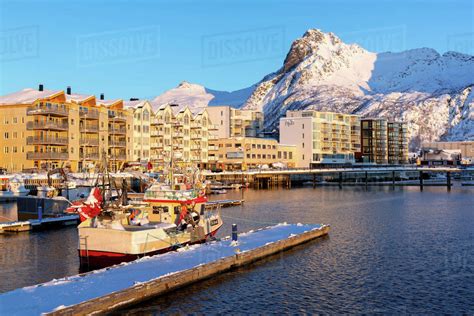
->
[200, 204, 205, 215]
[174, 206, 180, 214]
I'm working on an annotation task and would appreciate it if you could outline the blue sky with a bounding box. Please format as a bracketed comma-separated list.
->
[0, 0, 473, 99]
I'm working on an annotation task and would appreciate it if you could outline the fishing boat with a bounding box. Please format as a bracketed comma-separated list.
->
[0, 176, 30, 202]
[76, 167, 223, 269]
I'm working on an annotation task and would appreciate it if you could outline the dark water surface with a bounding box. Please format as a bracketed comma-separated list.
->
[1, 186, 473, 313]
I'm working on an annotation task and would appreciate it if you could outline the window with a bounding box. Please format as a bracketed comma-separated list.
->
[12, 146, 17, 153]
[4, 132, 9, 139]
[12, 132, 17, 139]
[22, 117, 25, 123]
[4, 117, 8, 124]
[4, 147, 9, 153]
[13, 117, 17, 124]
[71, 119, 74, 125]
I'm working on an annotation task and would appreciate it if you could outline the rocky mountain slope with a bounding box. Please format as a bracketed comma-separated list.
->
[241, 29, 474, 149]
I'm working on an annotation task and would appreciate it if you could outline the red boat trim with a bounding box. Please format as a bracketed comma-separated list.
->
[143, 196, 208, 204]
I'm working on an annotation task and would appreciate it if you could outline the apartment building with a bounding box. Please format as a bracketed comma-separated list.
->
[279, 110, 361, 167]
[360, 118, 408, 164]
[206, 106, 263, 138]
[125, 99, 152, 163]
[149, 103, 217, 170]
[360, 118, 388, 164]
[207, 137, 297, 171]
[387, 122, 408, 164]
[0, 85, 133, 172]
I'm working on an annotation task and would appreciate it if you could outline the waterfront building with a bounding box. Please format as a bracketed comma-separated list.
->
[149, 103, 217, 170]
[0, 85, 133, 172]
[207, 137, 297, 171]
[360, 118, 409, 165]
[422, 141, 474, 162]
[279, 110, 360, 167]
[125, 100, 153, 163]
[387, 122, 409, 164]
[360, 118, 388, 164]
[206, 106, 263, 138]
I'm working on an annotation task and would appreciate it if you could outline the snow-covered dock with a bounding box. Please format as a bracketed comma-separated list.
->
[0, 215, 79, 233]
[0, 223, 329, 315]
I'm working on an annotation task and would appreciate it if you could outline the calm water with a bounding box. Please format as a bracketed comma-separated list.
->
[1, 186, 474, 313]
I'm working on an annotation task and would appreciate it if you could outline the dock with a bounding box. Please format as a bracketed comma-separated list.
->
[0, 223, 329, 315]
[0, 215, 79, 233]
[207, 199, 244, 208]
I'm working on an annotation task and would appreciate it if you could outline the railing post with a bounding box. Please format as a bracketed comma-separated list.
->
[338, 172, 343, 189]
[447, 171, 451, 192]
[419, 171, 424, 191]
[232, 224, 238, 242]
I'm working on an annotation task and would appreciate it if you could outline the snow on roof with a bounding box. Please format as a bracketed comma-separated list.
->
[0, 88, 63, 106]
[97, 99, 122, 107]
[123, 100, 148, 110]
[65, 93, 95, 103]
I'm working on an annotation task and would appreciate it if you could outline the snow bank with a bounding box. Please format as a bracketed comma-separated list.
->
[0, 223, 323, 315]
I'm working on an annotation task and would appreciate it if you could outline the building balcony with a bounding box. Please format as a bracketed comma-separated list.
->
[27, 121, 68, 131]
[27, 151, 69, 160]
[80, 152, 100, 160]
[80, 124, 99, 133]
[80, 138, 99, 146]
[79, 109, 99, 119]
[208, 124, 219, 131]
[108, 127, 127, 135]
[191, 134, 201, 140]
[191, 145, 201, 150]
[109, 140, 126, 147]
[27, 104, 68, 117]
[174, 132, 184, 138]
[191, 156, 201, 162]
[108, 113, 127, 122]
[26, 136, 68, 146]
[208, 135, 218, 140]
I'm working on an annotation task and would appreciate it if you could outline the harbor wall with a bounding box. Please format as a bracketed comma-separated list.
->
[48, 225, 330, 315]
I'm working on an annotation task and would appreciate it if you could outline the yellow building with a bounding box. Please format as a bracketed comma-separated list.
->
[125, 99, 152, 163]
[280, 110, 361, 167]
[149, 103, 218, 170]
[0, 85, 133, 172]
[207, 137, 297, 171]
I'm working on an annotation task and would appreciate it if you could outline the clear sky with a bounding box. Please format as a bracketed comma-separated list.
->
[0, 0, 473, 99]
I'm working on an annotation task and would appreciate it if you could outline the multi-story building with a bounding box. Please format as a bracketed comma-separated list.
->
[387, 122, 408, 164]
[207, 106, 263, 138]
[207, 137, 297, 171]
[360, 118, 388, 164]
[0, 85, 133, 172]
[279, 110, 361, 167]
[360, 118, 408, 165]
[149, 103, 217, 170]
[125, 99, 152, 163]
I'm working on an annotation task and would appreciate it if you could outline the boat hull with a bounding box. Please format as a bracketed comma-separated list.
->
[79, 229, 219, 270]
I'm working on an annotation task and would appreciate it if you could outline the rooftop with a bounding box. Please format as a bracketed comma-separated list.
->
[0, 88, 63, 105]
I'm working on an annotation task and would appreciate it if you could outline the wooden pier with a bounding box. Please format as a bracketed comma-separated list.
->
[205, 166, 468, 191]
[0, 224, 329, 315]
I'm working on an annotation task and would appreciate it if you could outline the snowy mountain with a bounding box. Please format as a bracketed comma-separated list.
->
[241, 29, 474, 149]
[150, 81, 253, 111]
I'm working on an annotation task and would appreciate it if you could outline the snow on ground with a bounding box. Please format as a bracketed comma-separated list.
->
[0, 223, 324, 315]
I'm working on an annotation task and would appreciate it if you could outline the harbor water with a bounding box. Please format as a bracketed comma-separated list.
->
[1, 186, 473, 313]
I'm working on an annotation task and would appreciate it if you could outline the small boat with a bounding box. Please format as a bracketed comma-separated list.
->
[77, 175, 223, 269]
[0, 176, 30, 202]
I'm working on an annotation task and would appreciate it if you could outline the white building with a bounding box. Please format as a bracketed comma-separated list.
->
[279, 110, 361, 167]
